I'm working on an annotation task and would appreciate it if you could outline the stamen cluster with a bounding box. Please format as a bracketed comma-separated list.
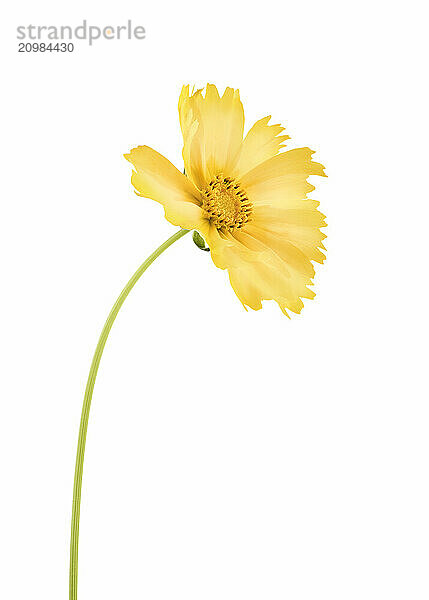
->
[201, 174, 252, 231]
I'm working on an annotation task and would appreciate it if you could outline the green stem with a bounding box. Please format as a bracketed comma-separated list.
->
[69, 228, 190, 600]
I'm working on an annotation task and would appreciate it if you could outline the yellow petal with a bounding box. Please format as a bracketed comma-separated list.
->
[178, 84, 244, 190]
[232, 116, 289, 178]
[244, 224, 315, 278]
[254, 205, 326, 228]
[240, 147, 326, 206]
[254, 221, 326, 265]
[251, 203, 327, 265]
[202, 224, 316, 315]
[178, 85, 200, 184]
[236, 146, 327, 267]
[228, 251, 315, 315]
[178, 85, 194, 148]
[125, 145, 205, 230]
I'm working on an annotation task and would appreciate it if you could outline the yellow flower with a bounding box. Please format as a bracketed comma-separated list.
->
[125, 84, 326, 315]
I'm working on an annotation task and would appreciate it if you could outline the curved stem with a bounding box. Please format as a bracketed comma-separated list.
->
[69, 228, 190, 600]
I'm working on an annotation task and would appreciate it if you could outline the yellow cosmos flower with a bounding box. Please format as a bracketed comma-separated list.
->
[125, 84, 326, 315]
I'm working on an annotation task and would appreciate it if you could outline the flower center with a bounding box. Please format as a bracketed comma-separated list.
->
[201, 174, 252, 231]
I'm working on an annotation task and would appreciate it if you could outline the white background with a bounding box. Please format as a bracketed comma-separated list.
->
[1, 1, 428, 599]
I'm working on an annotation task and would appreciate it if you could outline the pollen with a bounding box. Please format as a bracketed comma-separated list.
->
[201, 174, 252, 231]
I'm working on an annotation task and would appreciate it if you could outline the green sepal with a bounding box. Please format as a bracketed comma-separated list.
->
[192, 230, 210, 252]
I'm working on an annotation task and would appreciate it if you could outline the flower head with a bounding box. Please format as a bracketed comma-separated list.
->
[125, 84, 326, 315]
